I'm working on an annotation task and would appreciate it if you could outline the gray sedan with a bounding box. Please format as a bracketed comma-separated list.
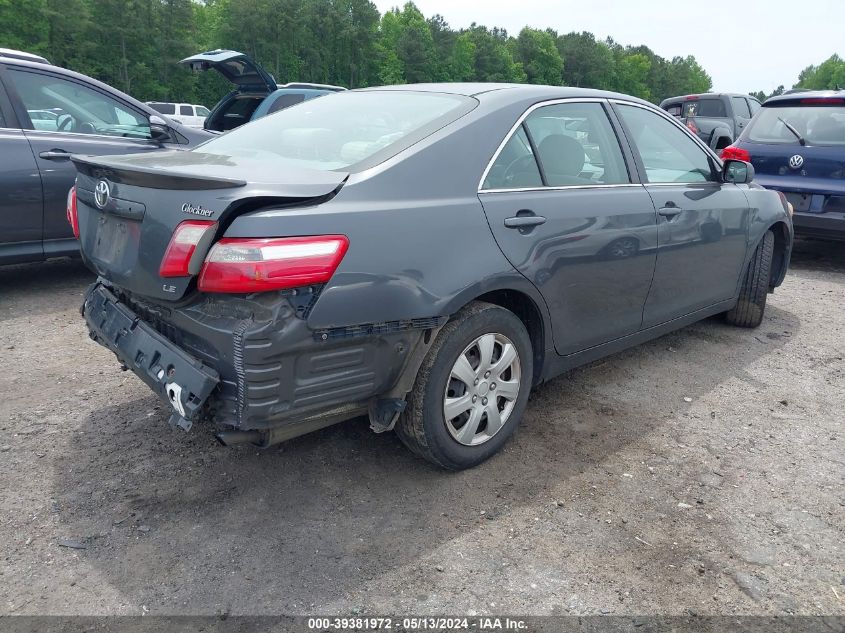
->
[71, 84, 793, 470]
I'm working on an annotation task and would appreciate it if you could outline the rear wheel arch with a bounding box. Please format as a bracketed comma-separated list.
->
[465, 289, 547, 387]
[767, 220, 791, 289]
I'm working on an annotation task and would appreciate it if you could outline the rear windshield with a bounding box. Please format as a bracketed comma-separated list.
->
[664, 103, 682, 117]
[196, 90, 476, 171]
[747, 105, 845, 145]
[149, 102, 175, 115]
[683, 99, 726, 118]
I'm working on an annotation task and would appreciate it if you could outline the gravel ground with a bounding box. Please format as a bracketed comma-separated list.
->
[0, 238, 843, 617]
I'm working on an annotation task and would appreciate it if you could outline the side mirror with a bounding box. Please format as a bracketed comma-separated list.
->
[148, 115, 174, 144]
[723, 159, 754, 184]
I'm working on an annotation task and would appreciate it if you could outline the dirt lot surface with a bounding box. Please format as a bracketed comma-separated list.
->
[0, 239, 843, 617]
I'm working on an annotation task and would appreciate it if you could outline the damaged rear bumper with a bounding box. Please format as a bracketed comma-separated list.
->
[82, 282, 443, 442]
[84, 284, 219, 427]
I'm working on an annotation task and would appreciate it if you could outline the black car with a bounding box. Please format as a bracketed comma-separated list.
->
[0, 49, 212, 265]
[72, 84, 793, 470]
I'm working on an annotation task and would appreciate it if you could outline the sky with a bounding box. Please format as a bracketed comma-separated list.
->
[373, 0, 844, 94]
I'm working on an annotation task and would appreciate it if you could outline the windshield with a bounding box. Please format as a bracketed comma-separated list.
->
[748, 105, 845, 145]
[196, 90, 476, 171]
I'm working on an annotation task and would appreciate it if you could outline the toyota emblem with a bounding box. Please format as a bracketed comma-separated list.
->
[788, 154, 804, 170]
[94, 180, 110, 209]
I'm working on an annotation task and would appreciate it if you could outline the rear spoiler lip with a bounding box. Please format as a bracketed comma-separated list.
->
[71, 155, 247, 190]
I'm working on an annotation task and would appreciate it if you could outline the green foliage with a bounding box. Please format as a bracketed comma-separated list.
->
[795, 54, 845, 91]
[513, 27, 562, 85]
[0, 0, 714, 105]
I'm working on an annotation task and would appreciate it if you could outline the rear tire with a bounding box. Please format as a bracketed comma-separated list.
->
[395, 301, 533, 470]
[724, 230, 774, 328]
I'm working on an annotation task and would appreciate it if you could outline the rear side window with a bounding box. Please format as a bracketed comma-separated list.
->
[179, 105, 192, 115]
[731, 96, 752, 118]
[683, 99, 727, 118]
[267, 93, 306, 114]
[482, 127, 542, 189]
[524, 102, 629, 186]
[747, 105, 845, 145]
[150, 102, 175, 115]
[199, 91, 476, 171]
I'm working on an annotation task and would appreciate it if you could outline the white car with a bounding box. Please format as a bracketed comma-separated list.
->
[146, 102, 210, 128]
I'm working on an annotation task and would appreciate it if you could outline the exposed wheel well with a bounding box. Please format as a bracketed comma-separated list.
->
[768, 221, 790, 289]
[475, 289, 546, 386]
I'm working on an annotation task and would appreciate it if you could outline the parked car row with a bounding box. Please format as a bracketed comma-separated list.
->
[0, 46, 802, 469]
[662, 90, 845, 240]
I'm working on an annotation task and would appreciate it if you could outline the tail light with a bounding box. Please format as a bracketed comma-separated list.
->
[800, 97, 844, 105]
[720, 145, 752, 162]
[686, 119, 699, 135]
[66, 186, 79, 238]
[198, 235, 349, 293]
[159, 220, 217, 277]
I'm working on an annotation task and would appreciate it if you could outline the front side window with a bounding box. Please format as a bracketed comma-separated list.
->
[8, 69, 150, 138]
[199, 91, 476, 171]
[617, 104, 716, 184]
[196, 106, 210, 117]
[748, 98, 762, 114]
[747, 105, 845, 145]
[524, 102, 629, 186]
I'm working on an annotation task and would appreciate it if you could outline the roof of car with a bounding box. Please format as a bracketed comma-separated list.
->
[659, 93, 757, 106]
[764, 90, 845, 105]
[279, 82, 345, 91]
[359, 82, 654, 104]
[0, 48, 50, 64]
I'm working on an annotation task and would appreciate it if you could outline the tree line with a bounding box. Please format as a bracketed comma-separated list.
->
[750, 54, 845, 102]
[1, 0, 713, 107]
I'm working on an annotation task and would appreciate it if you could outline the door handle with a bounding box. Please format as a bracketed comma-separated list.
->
[504, 213, 547, 229]
[39, 150, 72, 160]
[658, 206, 683, 220]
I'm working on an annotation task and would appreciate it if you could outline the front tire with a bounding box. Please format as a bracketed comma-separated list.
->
[724, 230, 775, 328]
[395, 302, 533, 470]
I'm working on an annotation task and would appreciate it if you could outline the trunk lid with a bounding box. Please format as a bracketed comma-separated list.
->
[72, 151, 348, 301]
[745, 141, 845, 194]
[179, 50, 278, 94]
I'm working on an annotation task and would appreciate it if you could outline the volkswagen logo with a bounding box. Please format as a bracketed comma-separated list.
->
[788, 154, 804, 170]
[94, 180, 110, 209]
